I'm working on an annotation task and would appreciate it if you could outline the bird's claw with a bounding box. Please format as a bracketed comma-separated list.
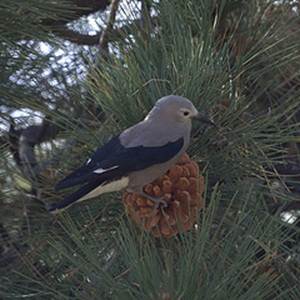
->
[138, 191, 168, 209]
[154, 198, 168, 210]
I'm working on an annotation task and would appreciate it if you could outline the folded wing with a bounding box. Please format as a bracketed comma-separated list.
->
[49, 136, 184, 212]
[55, 136, 122, 190]
[55, 135, 184, 191]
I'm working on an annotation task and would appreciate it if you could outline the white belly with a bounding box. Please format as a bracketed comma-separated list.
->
[79, 177, 129, 202]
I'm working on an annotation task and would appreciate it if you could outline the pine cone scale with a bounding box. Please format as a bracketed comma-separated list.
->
[123, 153, 205, 238]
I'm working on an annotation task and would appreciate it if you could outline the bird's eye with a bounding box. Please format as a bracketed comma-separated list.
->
[183, 111, 190, 116]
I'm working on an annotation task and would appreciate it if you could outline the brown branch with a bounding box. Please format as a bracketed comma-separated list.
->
[52, 17, 150, 45]
[7, 119, 59, 180]
[41, 0, 110, 27]
[52, 27, 101, 45]
[9, 0, 158, 47]
[55, 17, 158, 46]
[99, 0, 121, 52]
[270, 200, 300, 215]
[19, 121, 58, 179]
[141, 0, 153, 34]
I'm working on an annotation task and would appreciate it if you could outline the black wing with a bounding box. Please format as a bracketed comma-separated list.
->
[55, 136, 122, 190]
[55, 135, 184, 190]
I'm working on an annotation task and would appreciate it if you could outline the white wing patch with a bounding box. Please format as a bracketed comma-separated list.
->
[93, 165, 118, 174]
[86, 158, 92, 165]
[78, 177, 129, 202]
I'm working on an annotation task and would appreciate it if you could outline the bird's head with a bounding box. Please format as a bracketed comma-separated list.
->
[147, 95, 215, 126]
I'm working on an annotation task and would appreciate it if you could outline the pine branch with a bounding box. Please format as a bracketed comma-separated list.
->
[2, 0, 300, 296]
[52, 18, 147, 45]
[7, 119, 59, 180]
[140, 0, 153, 37]
[51, 27, 101, 45]
[99, 0, 121, 52]
[40, 0, 110, 27]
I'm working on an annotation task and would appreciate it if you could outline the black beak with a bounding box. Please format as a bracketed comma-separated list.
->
[194, 112, 216, 127]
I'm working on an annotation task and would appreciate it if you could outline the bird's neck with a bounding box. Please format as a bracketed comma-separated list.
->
[144, 106, 160, 121]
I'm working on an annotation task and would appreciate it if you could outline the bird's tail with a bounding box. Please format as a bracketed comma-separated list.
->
[55, 165, 93, 191]
[47, 179, 105, 214]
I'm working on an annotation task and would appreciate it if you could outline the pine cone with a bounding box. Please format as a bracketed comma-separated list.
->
[122, 153, 205, 238]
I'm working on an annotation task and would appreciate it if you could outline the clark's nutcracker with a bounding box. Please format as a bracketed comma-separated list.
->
[47, 95, 214, 213]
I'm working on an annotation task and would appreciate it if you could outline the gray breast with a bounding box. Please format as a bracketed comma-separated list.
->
[127, 137, 189, 192]
[127, 157, 178, 192]
[122, 117, 192, 192]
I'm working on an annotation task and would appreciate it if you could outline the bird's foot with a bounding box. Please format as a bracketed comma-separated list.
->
[153, 197, 168, 210]
[138, 191, 168, 210]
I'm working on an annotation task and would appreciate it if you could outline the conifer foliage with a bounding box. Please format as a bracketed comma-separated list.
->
[1, 0, 300, 299]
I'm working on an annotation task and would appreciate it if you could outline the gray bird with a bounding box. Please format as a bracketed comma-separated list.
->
[47, 95, 214, 213]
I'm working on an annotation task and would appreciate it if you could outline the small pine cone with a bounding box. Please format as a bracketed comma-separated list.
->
[122, 153, 205, 238]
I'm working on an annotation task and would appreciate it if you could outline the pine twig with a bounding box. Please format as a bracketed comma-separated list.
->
[141, 0, 153, 37]
[99, 0, 121, 53]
